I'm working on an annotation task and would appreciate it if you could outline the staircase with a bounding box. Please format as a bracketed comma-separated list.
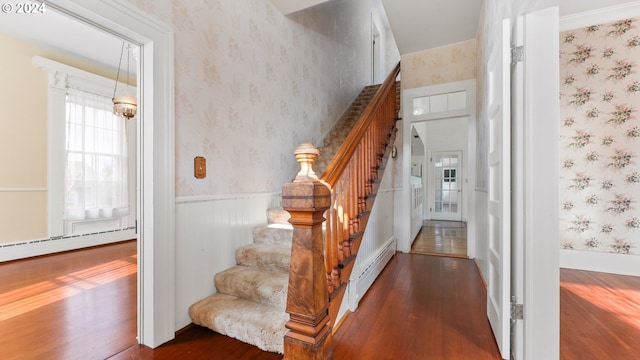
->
[315, 84, 381, 176]
[189, 207, 293, 354]
[189, 79, 400, 355]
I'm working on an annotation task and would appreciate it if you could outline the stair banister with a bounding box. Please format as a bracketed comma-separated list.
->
[283, 62, 400, 360]
[321, 62, 400, 295]
[281, 143, 333, 360]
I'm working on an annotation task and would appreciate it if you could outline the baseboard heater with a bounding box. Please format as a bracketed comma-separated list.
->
[348, 237, 397, 311]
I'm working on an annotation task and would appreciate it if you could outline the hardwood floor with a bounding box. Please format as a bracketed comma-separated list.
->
[0, 241, 138, 360]
[3, 241, 639, 359]
[560, 268, 640, 360]
[332, 253, 501, 360]
[411, 220, 468, 258]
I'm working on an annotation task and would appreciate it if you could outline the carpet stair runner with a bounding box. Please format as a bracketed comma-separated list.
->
[189, 207, 292, 353]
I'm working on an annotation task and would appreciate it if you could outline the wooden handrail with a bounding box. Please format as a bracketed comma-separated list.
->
[282, 62, 400, 360]
[321, 62, 400, 296]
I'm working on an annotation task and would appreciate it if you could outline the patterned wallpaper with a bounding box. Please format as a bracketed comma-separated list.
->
[123, 0, 397, 196]
[559, 18, 640, 255]
[401, 39, 477, 90]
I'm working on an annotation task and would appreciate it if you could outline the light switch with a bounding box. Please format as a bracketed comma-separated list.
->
[194, 156, 206, 179]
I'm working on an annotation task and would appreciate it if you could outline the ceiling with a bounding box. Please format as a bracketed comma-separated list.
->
[273, 0, 638, 55]
[0, 0, 635, 77]
[381, 0, 483, 55]
[0, 7, 134, 77]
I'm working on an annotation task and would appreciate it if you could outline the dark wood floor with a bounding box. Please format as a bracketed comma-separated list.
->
[560, 268, 640, 360]
[411, 220, 468, 258]
[2, 242, 639, 359]
[332, 253, 501, 360]
[0, 241, 138, 360]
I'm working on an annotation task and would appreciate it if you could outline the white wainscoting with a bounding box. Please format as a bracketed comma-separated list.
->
[337, 188, 397, 321]
[174, 191, 281, 329]
[560, 249, 640, 276]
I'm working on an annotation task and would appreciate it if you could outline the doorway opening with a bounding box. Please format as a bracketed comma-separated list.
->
[0, 7, 140, 355]
[407, 118, 469, 258]
[0, 0, 176, 350]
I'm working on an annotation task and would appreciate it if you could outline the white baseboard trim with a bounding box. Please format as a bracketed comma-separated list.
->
[560, 249, 640, 276]
[0, 229, 136, 262]
[347, 236, 397, 312]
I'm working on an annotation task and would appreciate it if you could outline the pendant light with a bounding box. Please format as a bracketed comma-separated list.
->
[112, 42, 137, 119]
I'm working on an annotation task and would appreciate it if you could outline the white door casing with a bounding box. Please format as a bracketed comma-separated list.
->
[510, 14, 525, 360]
[400, 80, 476, 255]
[486, 17, 511, 360]
[46, 0, 176, 348]
[522, 6, 560, 360]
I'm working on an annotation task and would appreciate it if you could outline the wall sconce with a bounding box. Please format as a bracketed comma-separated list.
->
[112, 42, 137, 119]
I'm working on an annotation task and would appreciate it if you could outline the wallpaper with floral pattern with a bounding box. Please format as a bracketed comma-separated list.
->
[123, 0, 398, 196]
[559, 18, 640, 255]
[401, 39, 477, 90]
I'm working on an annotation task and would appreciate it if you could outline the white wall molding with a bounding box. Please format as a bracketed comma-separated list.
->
[0, 229, 136, 262]
[560, 1, 640, 31]
[176, 191, 281, 204]
[560, 249, 640, 276]
[0, 188, 47, 192]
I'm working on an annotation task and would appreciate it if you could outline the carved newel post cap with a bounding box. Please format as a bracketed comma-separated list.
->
[293, 143, 320, 182]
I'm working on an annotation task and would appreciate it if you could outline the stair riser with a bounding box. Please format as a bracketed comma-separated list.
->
[214, 267, 288, 308]
[252, 225, 293, 244]
[236, 244, 291, 272]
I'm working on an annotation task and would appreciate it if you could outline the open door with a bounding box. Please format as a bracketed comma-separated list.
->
[487, 17, 511, 360]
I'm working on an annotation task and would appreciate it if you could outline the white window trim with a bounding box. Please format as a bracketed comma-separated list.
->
[33, 56, 135, 239]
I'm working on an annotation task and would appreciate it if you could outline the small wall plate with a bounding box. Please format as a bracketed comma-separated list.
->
[194, 156, 206, 179]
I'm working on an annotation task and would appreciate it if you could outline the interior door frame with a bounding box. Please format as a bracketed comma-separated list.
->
[486, 17, 511, 360]
[46, 0, 176, 348]
[520, 6, 560, 360]
[400, 79, 476, 259]
[428, 149, 464, 222]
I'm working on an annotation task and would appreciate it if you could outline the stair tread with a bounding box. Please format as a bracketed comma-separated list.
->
[189, 293, 288, 354]
[215, 265, 288, 308]
[236, 243, 291, 272]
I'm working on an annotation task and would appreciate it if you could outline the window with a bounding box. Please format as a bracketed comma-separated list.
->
[34, 56, 136, 240]
[64, 89, 129, 221]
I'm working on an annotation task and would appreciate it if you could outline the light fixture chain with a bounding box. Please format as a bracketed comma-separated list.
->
[113, 41, 125, 99]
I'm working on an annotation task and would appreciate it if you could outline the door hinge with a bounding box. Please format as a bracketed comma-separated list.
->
[511, 46, 524, 64]
[511, 300, 524, 320]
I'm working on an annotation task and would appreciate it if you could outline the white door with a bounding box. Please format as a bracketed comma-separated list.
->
[430, 150, 462, 221]
[487, 17, 511, 360]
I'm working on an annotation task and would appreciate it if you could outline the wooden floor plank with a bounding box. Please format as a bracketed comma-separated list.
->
[560, 268, 640, 360]
[332, 253, 502, 360]
[3, 241, 639, 359]
[0, 241, 138, 360]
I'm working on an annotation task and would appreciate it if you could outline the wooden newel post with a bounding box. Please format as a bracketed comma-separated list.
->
[282, 143, 333, 360]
